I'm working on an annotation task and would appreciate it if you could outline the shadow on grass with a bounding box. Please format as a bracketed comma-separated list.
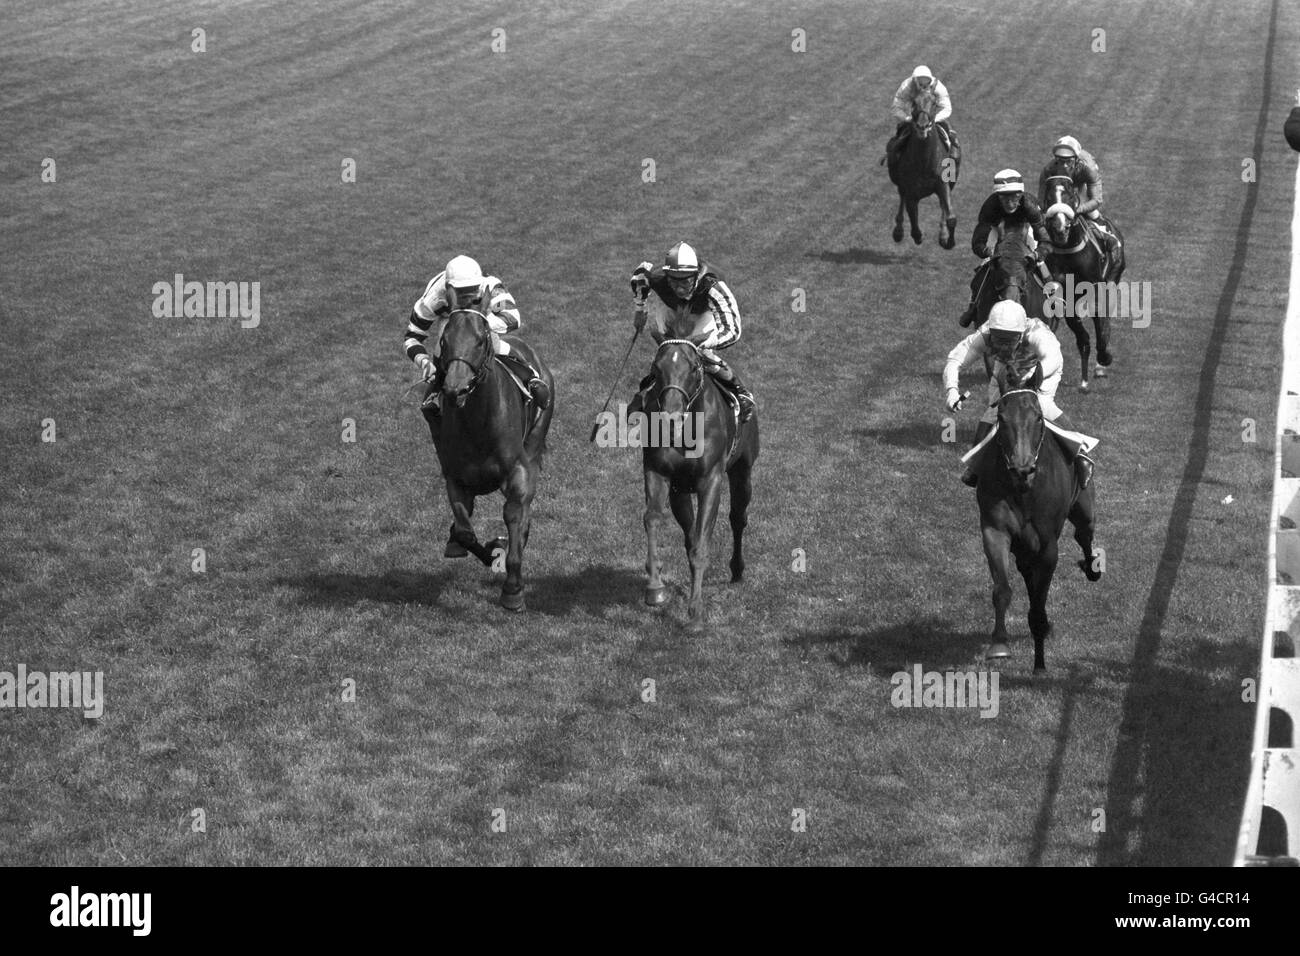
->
[523, 565, 649, 617]
[809, 247, 910, 266]
[277, 569, 448, 606]
[789, 616, 988, 675]
[855, 422, 946, 451]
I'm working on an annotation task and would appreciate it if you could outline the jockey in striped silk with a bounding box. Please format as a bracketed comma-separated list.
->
[629, 241, 756, 422]
[404, 254, 549, 417]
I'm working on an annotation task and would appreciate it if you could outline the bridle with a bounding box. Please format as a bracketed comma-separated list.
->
[1043, 174, 1086, 253]
[652, 338, 705, 409]
[438, 308, 492, 401]
[996, 387, 1046, 477]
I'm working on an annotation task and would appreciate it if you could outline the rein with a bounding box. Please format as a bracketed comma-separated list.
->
[438, 308, 493, 399]
[996, 387, 1047, 476]
[652, 338, 705, 408]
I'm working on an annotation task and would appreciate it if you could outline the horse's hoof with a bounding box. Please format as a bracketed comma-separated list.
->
[986, 642, 1011, 660]
[1032, 665, 1048, 676]
[912, 233, 923, 246]
[500, 588, 525, 612]
[444, 540, 469, 558]
[1094, 365, 1107, 378]
[1079, 558, 1104, 582]
[892, 226, 904, 243]
[644, 587, 669, 607]
[1078, 380, 1089, 391]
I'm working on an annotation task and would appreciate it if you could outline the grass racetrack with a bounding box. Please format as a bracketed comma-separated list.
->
[2, 0, 1298, 866]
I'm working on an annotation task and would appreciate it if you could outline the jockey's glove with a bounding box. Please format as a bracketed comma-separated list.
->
[415, 354, 436, 381]
[945, 388, 961, 412]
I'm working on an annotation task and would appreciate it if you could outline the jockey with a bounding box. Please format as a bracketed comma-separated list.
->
[956, 169, 1054, 328]
[1039, 135, 1121, 260]
[628, 240, 756, 423]
[944, 300, 1095, 489]
[885, 64, 961, 167]
[404, 254, 550, 418]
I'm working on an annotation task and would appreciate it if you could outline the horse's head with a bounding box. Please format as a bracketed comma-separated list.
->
[1042, 172, 1079, 246]
[910, 88, 939, 138]
[650, 337, 705, 418]
[994, 364, 1046, 490]
[438, 309, 493, 407]
[992, 229, 1034, 301]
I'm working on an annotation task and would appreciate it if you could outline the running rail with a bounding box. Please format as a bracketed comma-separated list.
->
[1234, 158, 1300, 866]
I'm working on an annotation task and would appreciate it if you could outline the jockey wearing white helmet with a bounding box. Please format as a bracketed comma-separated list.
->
[944, 300, 1094, 488]
[885, 64, 962, 167]
[1039, 135, 1121, 259]
[628, 240, 755, 422]
[405, 254, 550, 417]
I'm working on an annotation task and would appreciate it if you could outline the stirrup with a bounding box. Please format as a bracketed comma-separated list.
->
[527, 377, 551, 410]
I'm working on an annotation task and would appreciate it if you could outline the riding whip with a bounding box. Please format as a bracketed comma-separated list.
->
[589, 313, 643, 442]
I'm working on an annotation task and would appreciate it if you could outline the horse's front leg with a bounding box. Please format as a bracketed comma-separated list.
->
[1021, 539, 1057, 673]
[938, 182, 956, 250]
[686, 470, 725, 626]
[982, 525, 1014, 659]
[1065, 314, 1092, 390]
[893, 193, 905, 243]
[1070, 485, 1104, 582]
[445, 480, 486, 562]
[499, 461, 535, 611]
[1094, 310, 1113, 373]
[907, 196, 923, 245]
[644, 468, 671, 607]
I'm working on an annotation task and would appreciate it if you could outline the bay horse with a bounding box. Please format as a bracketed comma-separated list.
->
[427, 308, 554, 611]
[642, 336, 759, 625]
[973, 228, 1050, 330]
[1041, 170, 1126, 389]
[889, 88, 958, 249]
[974, 364, 1102, 672]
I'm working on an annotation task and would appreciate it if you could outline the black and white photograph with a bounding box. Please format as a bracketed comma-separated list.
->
[2, 0, 1298, 905]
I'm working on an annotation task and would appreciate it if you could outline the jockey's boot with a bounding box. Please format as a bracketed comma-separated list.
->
[940, 122, 961, 167]
[1075, 453, 1095, 489]
[958, 263, 989, 327]
[1050, 412, 1096, 489]
[499, 353, 551, 409]
[961, 420, 994, 487]
[709, 362, 756, 423]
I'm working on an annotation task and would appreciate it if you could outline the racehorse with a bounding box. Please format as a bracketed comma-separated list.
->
[974, 364, 1102, 672]
[427, 308, 554, 611]
[889, 88, 958, 249]
[641, 336, 759, 625]
[972, 227, 1050, 330]
[1041, 170, 1126, 389]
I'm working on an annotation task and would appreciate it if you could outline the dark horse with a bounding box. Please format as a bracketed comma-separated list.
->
[1041, 170, 1125, 390]
[427, 308, 554, 611]
[974, 365, 1102, 671]
[889, 88, 957, 249]
[642, 336, 759, 625]
[972, 228, 1050, 330]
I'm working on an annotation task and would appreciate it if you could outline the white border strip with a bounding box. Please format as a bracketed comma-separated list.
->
[1234, 155, 1300, 865]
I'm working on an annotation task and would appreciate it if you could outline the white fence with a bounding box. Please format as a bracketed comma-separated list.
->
[1234, 158, 1300, 866]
